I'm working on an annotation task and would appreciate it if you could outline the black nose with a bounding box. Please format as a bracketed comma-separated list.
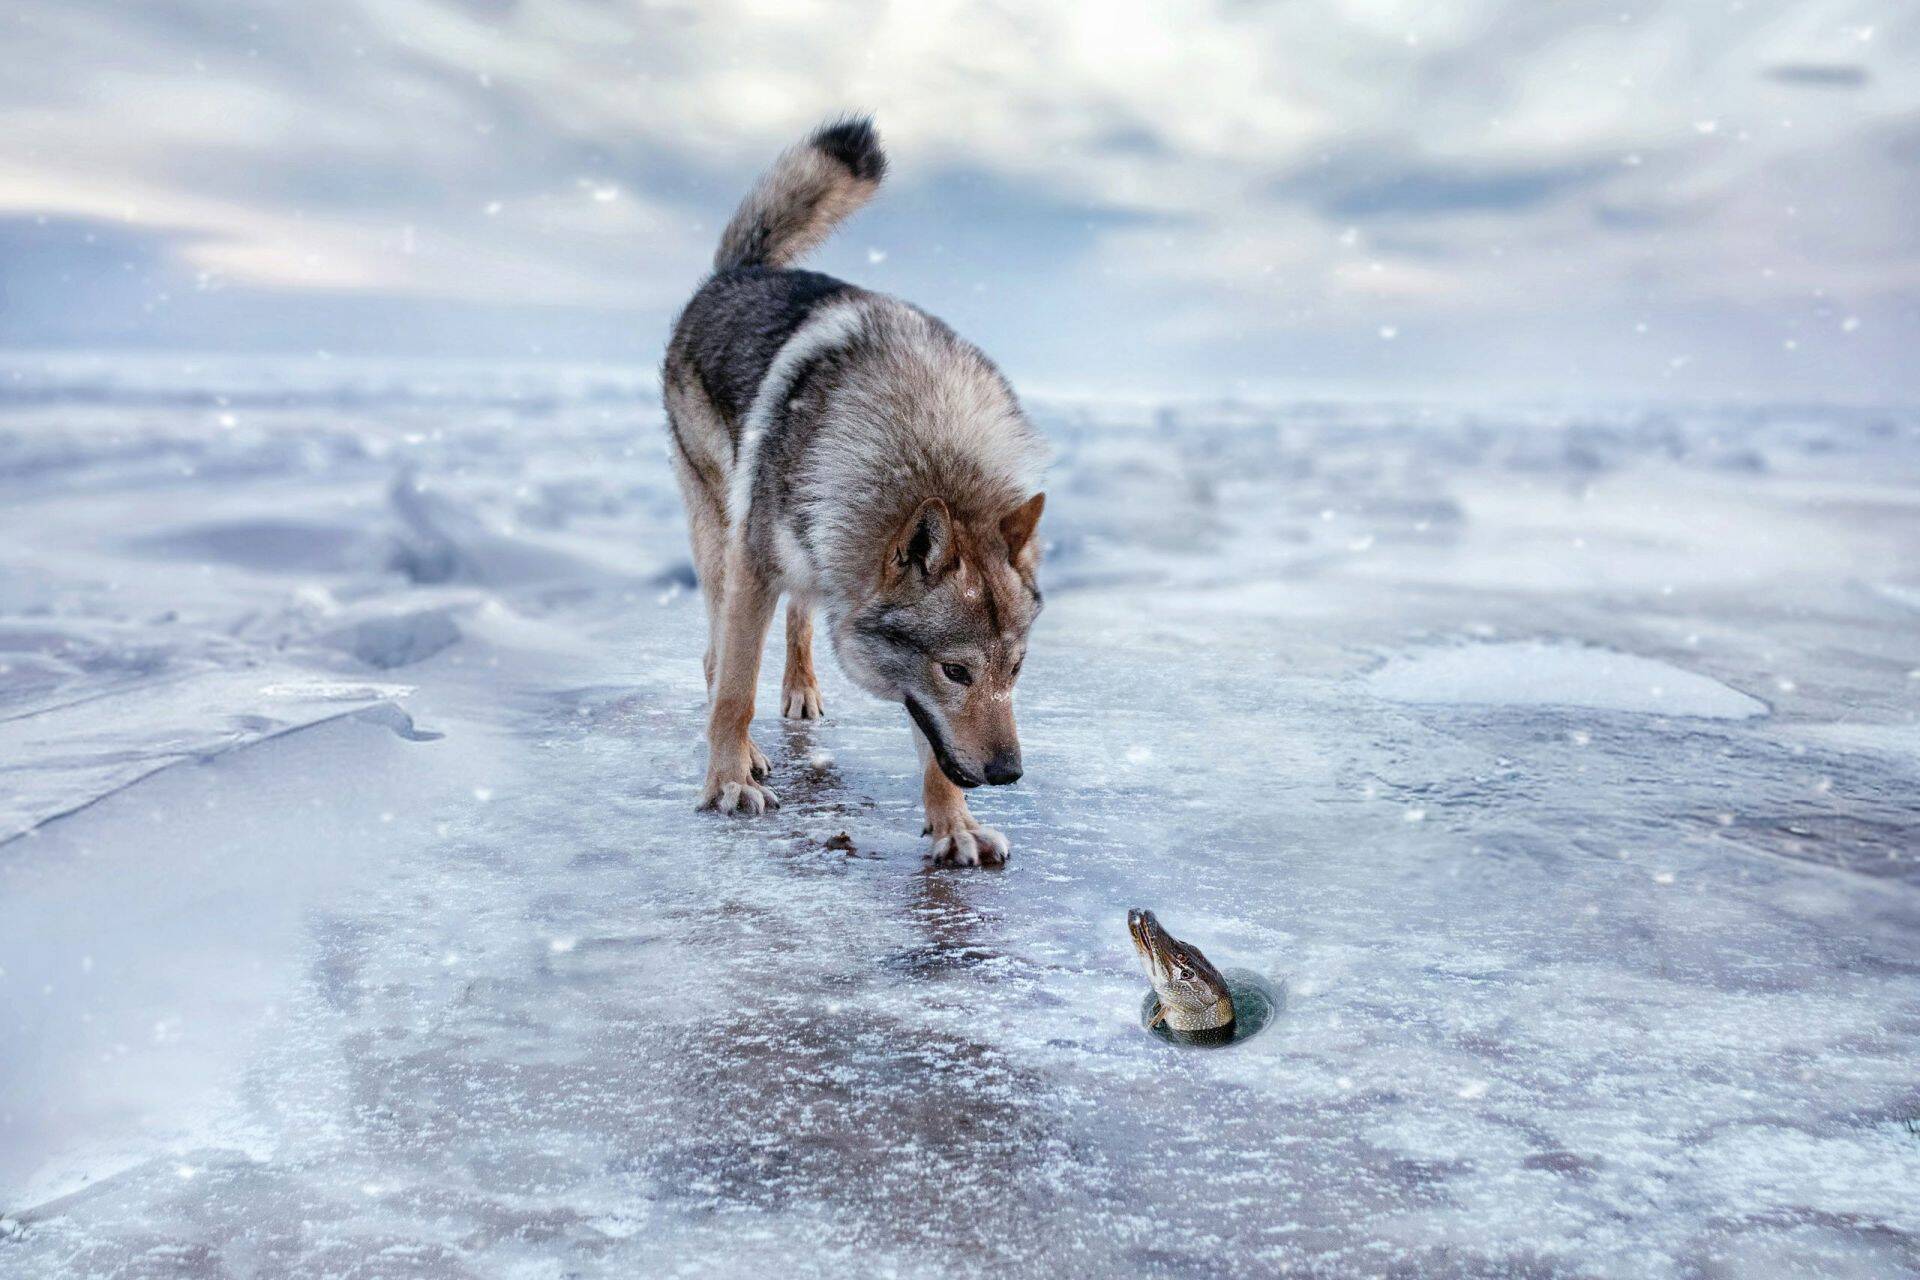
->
[983, 752, 1023, 786]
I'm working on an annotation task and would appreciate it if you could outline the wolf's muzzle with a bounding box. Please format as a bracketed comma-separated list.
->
[905, 694, 985, 789]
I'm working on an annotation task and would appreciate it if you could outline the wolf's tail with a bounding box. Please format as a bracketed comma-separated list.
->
[713, 116, 887, 273]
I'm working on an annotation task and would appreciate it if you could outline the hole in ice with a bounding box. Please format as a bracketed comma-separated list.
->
[1140, 970, 1281, 1049]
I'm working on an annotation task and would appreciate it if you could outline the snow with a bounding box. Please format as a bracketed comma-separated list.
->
[1366, 640, 1770, 718]
[3, 353, 1920, 1277]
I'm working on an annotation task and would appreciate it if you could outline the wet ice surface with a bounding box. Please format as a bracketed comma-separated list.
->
[4, 353, 1920, 1277]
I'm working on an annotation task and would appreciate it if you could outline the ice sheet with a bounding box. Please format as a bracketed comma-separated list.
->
[3, 354, 1918, 1277]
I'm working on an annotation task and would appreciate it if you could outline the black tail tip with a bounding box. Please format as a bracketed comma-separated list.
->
[810, 115, 887, 184]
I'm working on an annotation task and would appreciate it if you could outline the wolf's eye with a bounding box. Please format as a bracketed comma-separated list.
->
[940, 662, 973, 686]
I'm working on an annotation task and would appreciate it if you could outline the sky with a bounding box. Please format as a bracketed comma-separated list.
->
[2, 0, 1917, 399]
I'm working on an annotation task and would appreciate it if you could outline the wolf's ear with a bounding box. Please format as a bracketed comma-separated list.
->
[999, 492, 1045, 567]
[892, 496, 955, 577]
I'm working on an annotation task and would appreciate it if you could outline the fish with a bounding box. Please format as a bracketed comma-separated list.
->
[1127, 908, 1235, 1035]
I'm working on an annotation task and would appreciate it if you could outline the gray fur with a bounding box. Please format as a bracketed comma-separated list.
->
[667, 268, 858, 440]
[662, 116, 1048, 861]
[713, 116, 885, 272]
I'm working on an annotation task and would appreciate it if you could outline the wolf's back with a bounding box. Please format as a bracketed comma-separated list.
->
[713, 117, 886, 273]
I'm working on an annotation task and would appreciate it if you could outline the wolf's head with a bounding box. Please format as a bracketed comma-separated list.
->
[835, 492, 1045, 788]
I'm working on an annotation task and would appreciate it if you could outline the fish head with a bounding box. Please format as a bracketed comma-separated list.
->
[1128, 907, 1233, 1020]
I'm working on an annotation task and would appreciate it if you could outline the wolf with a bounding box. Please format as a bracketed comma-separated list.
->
[662, 116, 1047, 867]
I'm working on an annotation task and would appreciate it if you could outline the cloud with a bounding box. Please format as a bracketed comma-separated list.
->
[1, 0, 1917, 396]
[1763, 63, 1871, 88]
[1281, 155, 1612, 220]
[0, 213, 654, 359]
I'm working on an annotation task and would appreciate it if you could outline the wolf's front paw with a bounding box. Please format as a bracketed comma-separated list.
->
[700, 740, 778, 814]
[924, 812, 1009, 867]
[700, 772, 780, 815]
[781, 680, 823, 720]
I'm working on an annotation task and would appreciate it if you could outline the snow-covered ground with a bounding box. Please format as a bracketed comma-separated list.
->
[3, 352, 1919, 1277]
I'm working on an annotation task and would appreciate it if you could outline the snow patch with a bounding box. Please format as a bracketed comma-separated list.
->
[258, 679, 415, 701]
[1365, 640, 1768, 719]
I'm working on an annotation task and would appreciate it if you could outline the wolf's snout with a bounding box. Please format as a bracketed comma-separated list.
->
[983, 750, 1023, 786]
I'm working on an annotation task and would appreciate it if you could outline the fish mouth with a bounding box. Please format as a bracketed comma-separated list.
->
[1127, 907, 1175, 980]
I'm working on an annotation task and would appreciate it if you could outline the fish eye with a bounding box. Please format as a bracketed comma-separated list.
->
[940, 662, 973, 686]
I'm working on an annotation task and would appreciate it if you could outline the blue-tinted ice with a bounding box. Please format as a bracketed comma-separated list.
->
[3, 354, 1919, 1276]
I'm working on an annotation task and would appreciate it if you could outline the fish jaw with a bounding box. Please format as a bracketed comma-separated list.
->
[1157, 991, 1236, 1032]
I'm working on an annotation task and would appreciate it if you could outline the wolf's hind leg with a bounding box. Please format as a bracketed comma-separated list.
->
[699, 542, 780, 814]
[680, 482, 728, 695]
[664, 366, 731, 696]
[781, 596, 824, 719]
[914, 722, 1008, 867]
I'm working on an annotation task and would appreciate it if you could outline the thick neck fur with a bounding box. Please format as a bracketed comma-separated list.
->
[793, 299, 1048, 618]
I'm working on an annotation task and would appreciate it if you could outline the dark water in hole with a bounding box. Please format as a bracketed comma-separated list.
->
[1139, 969, 1281, 1048]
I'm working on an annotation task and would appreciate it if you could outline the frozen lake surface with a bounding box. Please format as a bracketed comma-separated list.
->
[4, 353, 1919, 1277]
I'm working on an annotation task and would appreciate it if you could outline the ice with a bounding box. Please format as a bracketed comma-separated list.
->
[0, 665, 433, 842]
[1366, 640, 1770, 719]
[3, 354, 1919, 1276]
[316, 603, 463, 669]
